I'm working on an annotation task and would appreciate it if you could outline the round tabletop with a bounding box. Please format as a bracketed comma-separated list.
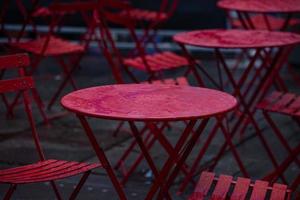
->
[173, 29, 300, 49]
[218, 0, 300, 13]
[61, 84, 237, 121]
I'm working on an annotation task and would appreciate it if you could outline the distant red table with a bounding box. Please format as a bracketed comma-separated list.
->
[61, 84, 237, 199]
[0, 0, 40, 42]
[218, 0, 300, 30]
[173, 29, 300, 192]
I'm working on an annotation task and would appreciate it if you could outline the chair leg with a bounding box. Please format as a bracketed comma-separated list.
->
[113, 121, 125, 137]
[3, 184, 16, 200]
[263, 111, 300, 167]
[48, 54, 82, 110]
[69, 171, 91, 200]
[31, 88, 49, 125]
[50, 181, 63, 200]
[291, 173, 300, 192]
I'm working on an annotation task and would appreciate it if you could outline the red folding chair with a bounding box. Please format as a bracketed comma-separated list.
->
[230, 14, 300, 31]
[0, 53, 101, 199]
[116, 0, 179, 51]
[96, 3, 203, 85]
[189, 171, 291, 200]
[256, 91, 300, 191]
[218, 0, 300, 88]
[9, 1, 100, 111]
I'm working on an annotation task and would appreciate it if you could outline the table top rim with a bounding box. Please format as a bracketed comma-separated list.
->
[61, 84, 237, 121]
[173, 29, 300, 49]
[217, 0, 300, 13]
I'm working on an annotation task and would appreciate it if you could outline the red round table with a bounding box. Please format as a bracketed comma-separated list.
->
[218, 0, 300, 13]
[173, 29, 300, 192]
[218, 0, 300, 30]
[61, 84, 237, 199]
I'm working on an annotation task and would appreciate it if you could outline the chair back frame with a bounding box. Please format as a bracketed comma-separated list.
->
[0, 53, 45, 161]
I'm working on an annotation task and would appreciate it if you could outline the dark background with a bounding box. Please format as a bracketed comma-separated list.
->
[1, 0, 226, 29]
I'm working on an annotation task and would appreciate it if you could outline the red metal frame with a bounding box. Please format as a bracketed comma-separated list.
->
[118, 0, 180, 51]
[0, 53, 100, 199]
[189, 171, 291, 200]
[173, 29, 300, 193]
[95, 8, 203, 85]
[61, 84, 237, 199]
[0, 54, 48, 123]
[257, 91, 300, 191]
[8, 2, 100, 112]
[91, 7, 204, 182]
[218, 0, 300, 88]
[112, 78, 195, 185]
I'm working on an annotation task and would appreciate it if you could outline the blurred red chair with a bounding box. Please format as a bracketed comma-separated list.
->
[117, 0, 180, 50]
[9, 1, 99, 110]
[96, 2, 202, 85]
[230, 14, 300, 31]
[91, 2, 201, 185]
[0, 53, 101, 199]
[257, 91, 300, 191]
[189, 172, 291, 200]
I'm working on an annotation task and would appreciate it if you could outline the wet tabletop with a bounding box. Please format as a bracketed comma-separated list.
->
[218, 0, 300, 13]
[61, 84, 237, 121]
[173, 29, 300, 49]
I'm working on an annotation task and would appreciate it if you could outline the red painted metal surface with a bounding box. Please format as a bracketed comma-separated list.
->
[174, 29, 299, 193]
[0, 53, 30, 69]
[0, 53, 47, 122]
[0, 160, 101, 184]
[0, 53, 101, 200]
[62, 84, 237, 199]
[12, 36, 84, 56]
[257, 92, 300, 191]
[189, 172, 291, 200]
[218, 0, 300, 13]
[8, 1, 98, 110]
[231, 15, 300, 30]
[0, 77, 34, 94]
[173, 29, 300, 49]
[97, 7, 200, 85]
[257, 91, 300, 117]
[61, 84, 237, 121]
[123, 51, 189, 72]
[119, 8, 168, 22]
[111, 77, 190, 185]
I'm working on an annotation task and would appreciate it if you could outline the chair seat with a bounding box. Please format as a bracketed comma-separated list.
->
[256, 91, 300, 117]
[232, 15, 300, 30]
[123, 51, 189, 72]
[32, 7, 76, 18]
[32, 7, 52, 17]
[11, 36, 85, 56]
[0, 159, 101, 184]
[189, 172, 290, 200]
[148, 76, 189, 85]
[119, 9, 168, 22]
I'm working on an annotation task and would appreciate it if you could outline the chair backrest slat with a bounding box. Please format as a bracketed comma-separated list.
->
[231, 177, 251, 200]
[270, 183, 288, 200]
[0, 77, 34, 94]
[250, 180, 269, 200]
[0, 53, 45, 161]
[0, 54, 30, 70]
[195, 172, 215, 194]
[211, 174, 233, 199]
[49, 1, 99, 13]
[190, 172, 290, 200]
